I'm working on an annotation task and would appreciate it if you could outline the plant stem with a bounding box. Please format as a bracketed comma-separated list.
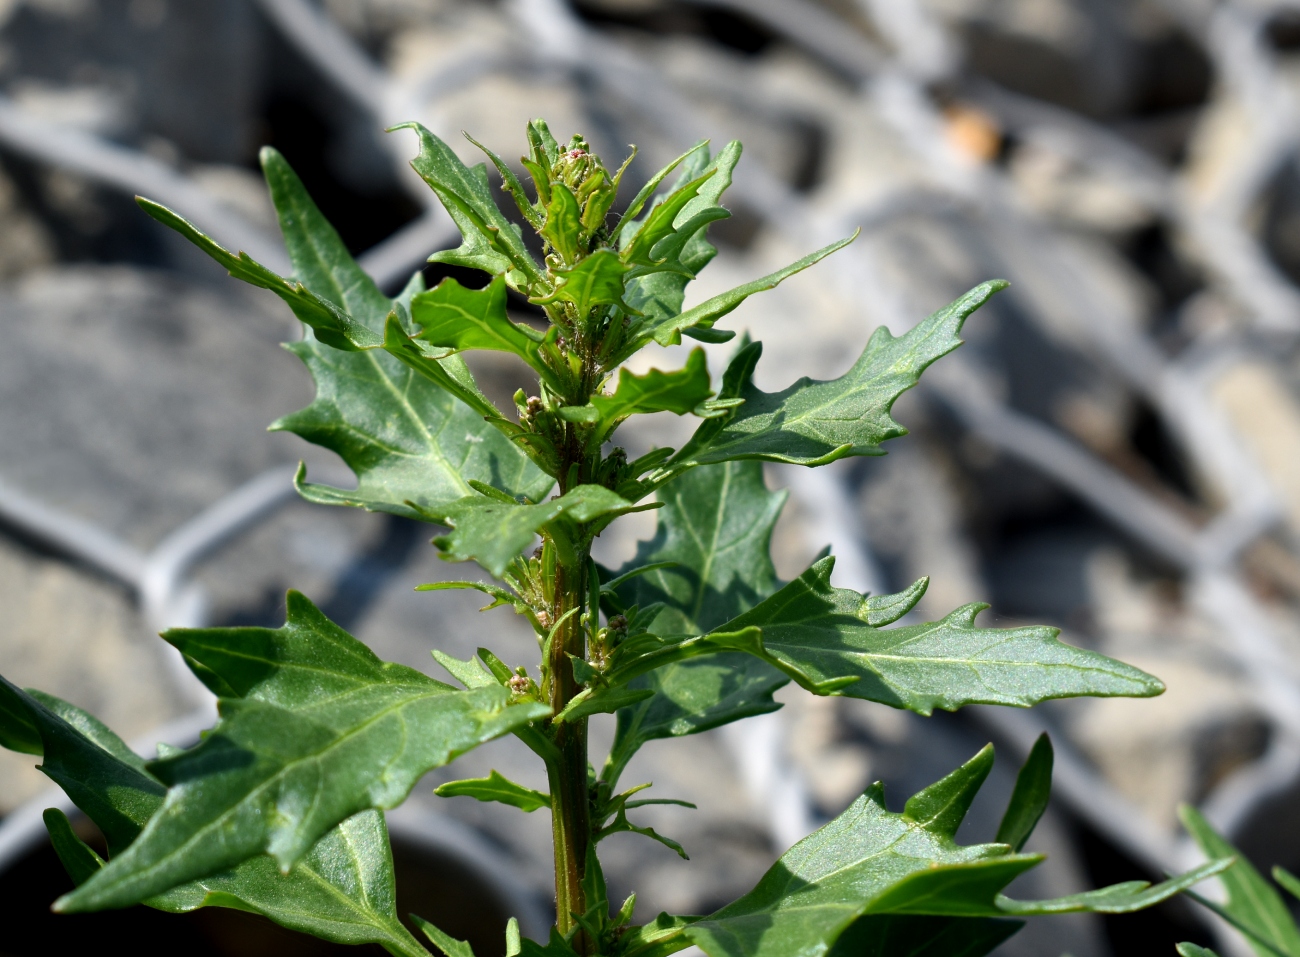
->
[548, 555, 593, 952]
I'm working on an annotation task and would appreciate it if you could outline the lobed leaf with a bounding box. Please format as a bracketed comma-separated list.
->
[435, 770, 551, 813]
[617, 142, 742, 355]
[602, 461, 789, 787]
[533, 249, 633, 318]
[411, 275, 561, 392]
[58, 593, 549, 912]
[671, 280, 1006, 470]
[2, 676, 430, 956]
[564, 348, 714, 441]
[395, 121, 543, 290]
[698, 556, 1163, 713]
[143, 147, 550, 520]
[422, 484, 654, 577]
[683, 746, 1226, 957]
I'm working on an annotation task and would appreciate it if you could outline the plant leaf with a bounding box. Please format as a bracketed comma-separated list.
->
[431, 650, 500, 690]
[259, 146, 395, 329]
[619, 143, 741, 347]
[685, 746, 1224, 957]
[565, 348, 714, 441]
[996, 733, 1054, 851]
[602, 461, 789, 786]
[411, 276, 561, 391]
[542, 182, 583, 263]
[611, 140, 710, 244]
[1178, 945, 1222, 957]
[684, 747, 1039, 957]
[144, 145, 550, 519]
[643, 233, 857, 351]
[0, 677, 164, 855]
[1181, 804, 1300, 957]
[825, 915, 1022, 957]
[159, 809, 432, 957]
[672, 280, 1005, 469]
[423, 485, 652, 577]
[697, 555, 1163, 713]
[413, 914, 477, 957]
[58, 593, 550, 911]
[996, 859, 1231, 914]
[533, 248, 633, 319]
[395, 121, 543, 291]
[621, 168, 718, 268]
[435, 770, 550, 812]
[136, 197, 380, 352]
[1274, 866, 1300, 903]
[44, 807, 107, 884]
[2, 677, 431, 956]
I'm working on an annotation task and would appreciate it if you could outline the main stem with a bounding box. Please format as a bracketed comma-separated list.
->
[548, 419, 594, 952]
[548, 560, 591, 948]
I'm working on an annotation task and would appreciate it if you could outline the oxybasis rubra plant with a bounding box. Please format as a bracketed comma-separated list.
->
[0, 120, 1232, 957]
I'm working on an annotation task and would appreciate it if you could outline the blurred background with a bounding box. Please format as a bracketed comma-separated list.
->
[0, 0, 1297, 954]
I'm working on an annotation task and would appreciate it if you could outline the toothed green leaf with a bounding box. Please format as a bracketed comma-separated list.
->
[672, 280, 1004, 469]
[57, 593, 549, 912]
[396, 121, 543, 291]
[706, 555, 1165, 712]
[685, 747, 1225, 957]
[411, 275, 561, 391]
[421, 485, 650, 577]
[563, 348, 714, 441]
[436, 770, 550, 812]
[619, 142, 740, 348]
[2, 678, 430, 956]
[603, 461, 789, 787]
[534, 248, 633, 318]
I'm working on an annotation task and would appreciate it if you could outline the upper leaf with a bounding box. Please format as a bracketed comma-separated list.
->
[395, 121, 544, 291]
[563, 348, 715, 443]
[411, 275, 562, 393]
[620, 143, 740, 344]
[58, 593, 549, 911]
[669, 280, 1006, 470]
[141, 148, 552, 519]
[534, 248, 633, 318]
[638, 233, 858, 354]
[274, 339, 551, 521]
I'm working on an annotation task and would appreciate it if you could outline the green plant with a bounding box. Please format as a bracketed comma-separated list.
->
[0, 121, 1234, 957]
[1170, 804, 1300, 957]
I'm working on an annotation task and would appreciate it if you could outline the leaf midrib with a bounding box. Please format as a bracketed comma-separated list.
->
[102, 688, 495, 896]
